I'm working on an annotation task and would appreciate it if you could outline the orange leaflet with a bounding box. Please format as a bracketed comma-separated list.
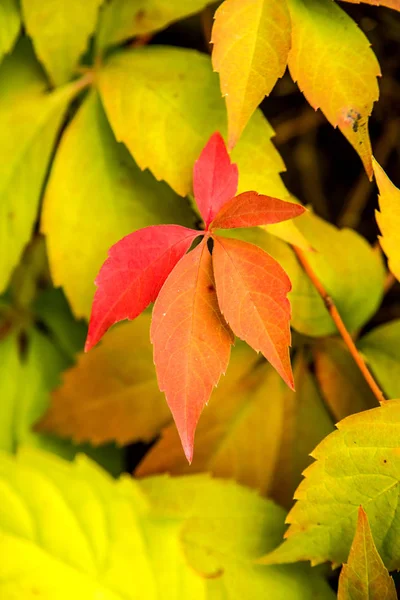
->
[151, 239, 234, 462]
[210, 191, 305, 230]
[193, 131, 238, 227]
[212, 235, 294, 389]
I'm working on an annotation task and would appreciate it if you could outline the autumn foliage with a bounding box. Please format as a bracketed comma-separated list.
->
[1, 0, 400, 598]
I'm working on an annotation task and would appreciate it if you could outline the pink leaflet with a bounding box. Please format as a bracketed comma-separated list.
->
[210, 191, 306, 229]
[193, 132, 238, 228]
[85, 225, 200, 351]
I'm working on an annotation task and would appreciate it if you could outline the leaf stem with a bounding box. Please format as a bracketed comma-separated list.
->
[292, 245, 386, 404]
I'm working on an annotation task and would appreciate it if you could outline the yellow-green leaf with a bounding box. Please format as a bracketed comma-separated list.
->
[287, 0, 380, 177]
[314, 338, 378, 421]
[260, 400, 400, 570]
[358, 320, 400, 399]
[0, 448, 335, 599]
[0, 0, 20, 62]
[42, 90, 194, 318]
[21, 0, 104, 85]
[97, 0, 215, 50]
[337, 506, 397, 600]
[373, 159, 400, 282]
[0, 39, 80, 294]
[39, 315, 171, 446]
[212, 0, 291, 149]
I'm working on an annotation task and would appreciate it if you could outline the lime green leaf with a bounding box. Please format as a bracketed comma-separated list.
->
[287, 0, 380, 177]
[314, 338, 378, 421]
[0, 334, 20, 452]
[42, 90, 194, 318]
[0, 0, 20, 62]
[21, 0, 103, 85]
[260, 400, 400, 570]
[0, 39, 81, 294]
[0, 448, 335, 599]
[39, 316, 171, 445]
[212, 0, 291, 148]
[358, 320, 400, 399]
[97, 46, 288, 199]
[337, 506, 397, 600]
[97, 0, 215, 50]
[373, 159, 400, 282]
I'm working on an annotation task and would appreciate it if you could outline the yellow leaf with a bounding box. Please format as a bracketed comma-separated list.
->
[373, 158, 400, 282]
[38, 316, 171, 445]
[287, 0, 380, 178]
[0, 0, 20, 62]
[212, 0, 291, 148]
[338, 507, 397, 600]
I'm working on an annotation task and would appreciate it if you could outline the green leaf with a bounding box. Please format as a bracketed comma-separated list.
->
[42, 89, 194, 318]
[260, 400, 400, 571]
[337, 506, 397, 600]
[0, 0, 20, 62]
[287, 0, 380, 177]
[0, 448, 335, 599]
[0, 39, 81, 295]
[21, 0, 103, 85]
[358, 320, 400, 399]
[314, 338, 378, 421]
[97, 0, 215, 50]
[97, 46, 289, 200]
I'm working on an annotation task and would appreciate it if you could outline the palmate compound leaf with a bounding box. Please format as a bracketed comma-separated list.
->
[0, 0, 20, 62]
[287, 0, 380, 178]
[85, 225, 199, 352]
[21, 0, 103, 85]
[260, 400, 400, 571]
[39, 315, 171, 446]
[212, 0, 291, 149]
[0, 448, 335, 600]
[151, 239, 234, 463]
[212, 235, 294, 389]
[339, 0, 400, 9]
[373, 159, 400, 282]
[337, 507, 397, 600]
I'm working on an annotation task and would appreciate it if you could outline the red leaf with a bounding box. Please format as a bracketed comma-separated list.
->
[210, 191, 306, 230]
[193, 132, 238, 228]
[151, 238, 233, 462]
[86, 225, 199, 351]
[212, 235, 294, 389]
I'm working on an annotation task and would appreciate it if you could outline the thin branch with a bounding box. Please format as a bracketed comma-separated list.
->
[292, 245, 386, 404]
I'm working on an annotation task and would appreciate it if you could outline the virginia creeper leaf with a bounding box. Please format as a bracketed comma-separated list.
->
[42, 91, 194, 318]
[96, 0, 215, 50]
[314, 338, 378, 422]
[373, 159, 400, 282]
[85, 225, 199, 352]
[339, 0, 400, 9]
[151, 240, 233, 462]
[210, 191, 305, 230]
[39, 316, 171, 445]
[0, 0, 20, 62]
[212, 0, 291, 148]
[287, 0, 380, 177]
[212, 235, 293, 388]
[337, 507, 397, 600]
[0, 448, 334, 599]
[21, 0, 103, 84]
[0, 40, 81, 294]
[193, 131, 238, 227]
[260, 400, 400, 570]
[358, 320, 400, 399]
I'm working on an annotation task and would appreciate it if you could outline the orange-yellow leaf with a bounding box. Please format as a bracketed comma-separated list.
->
[338, 507, 397, 600]
[212, 235, 293, 388]
[151, 239, 233, 462]
[38, 316, 171, 445]
[287, 0, 380, 178]
[339, 0, 400, 9]
[212, 0, 291, 148]
[373, 158, 400, 282]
